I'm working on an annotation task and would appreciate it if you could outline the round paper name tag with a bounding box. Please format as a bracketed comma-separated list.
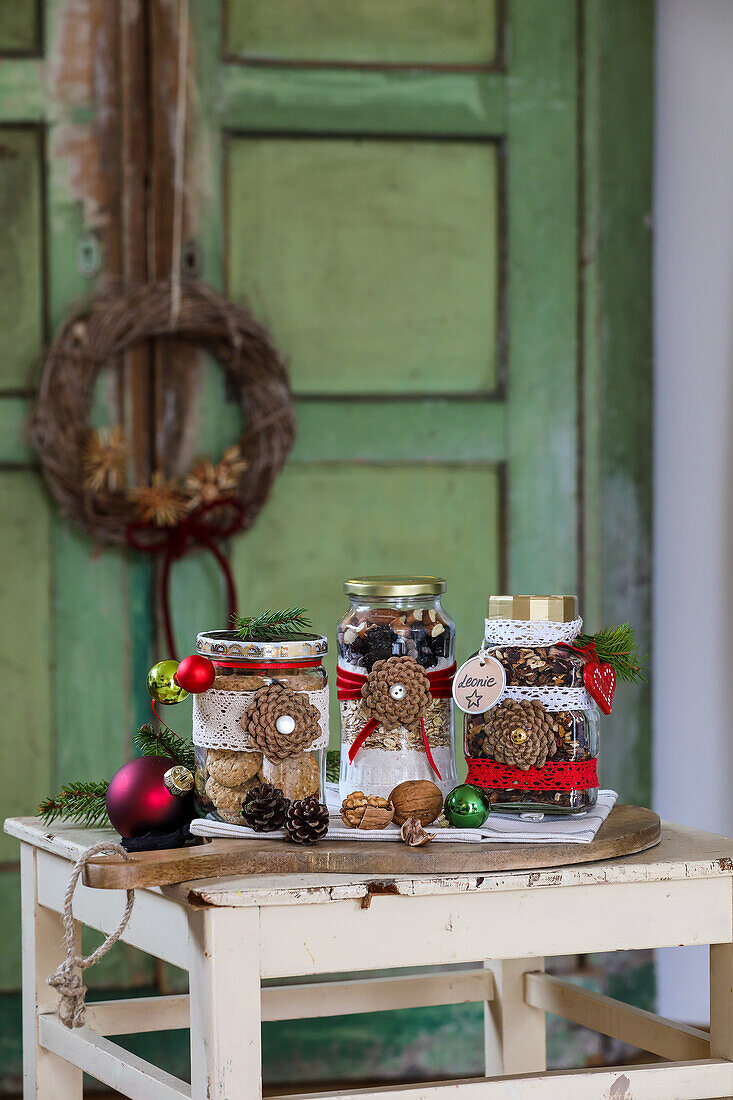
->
[452, 654, 506, 714]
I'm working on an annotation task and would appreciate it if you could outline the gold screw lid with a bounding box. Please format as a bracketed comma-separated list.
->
[345, 575, 446, 598]
[487, 595, 578, 622]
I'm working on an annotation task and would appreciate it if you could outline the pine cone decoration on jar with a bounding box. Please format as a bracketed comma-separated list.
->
[361, 655, 432, 734]
[484, 699, 559, 769]
[241, 782, 290, 832]
[284, 795, 329, 845]
[241, 683, 321, 762]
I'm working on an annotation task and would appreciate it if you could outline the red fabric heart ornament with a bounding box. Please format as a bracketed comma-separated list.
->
[584, 660, 616, 714]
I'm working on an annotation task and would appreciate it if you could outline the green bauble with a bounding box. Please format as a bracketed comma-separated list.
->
[147, 659, 189, 705]
[444, 784, 490, 828]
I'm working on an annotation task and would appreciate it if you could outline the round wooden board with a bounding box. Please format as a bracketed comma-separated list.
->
[83, 804, 661, 890]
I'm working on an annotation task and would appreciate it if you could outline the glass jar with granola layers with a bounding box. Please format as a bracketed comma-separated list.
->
[463, 595, 600, 814]
[337, 576, 457, 802]
[192, 630, 328, 822]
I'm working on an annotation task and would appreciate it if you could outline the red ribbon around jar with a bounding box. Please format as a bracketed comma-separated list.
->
[465, 756, 599, 792]
[337, 663, 456, 780]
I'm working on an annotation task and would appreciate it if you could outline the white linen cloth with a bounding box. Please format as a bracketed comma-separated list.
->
[189, 784, 618, 846]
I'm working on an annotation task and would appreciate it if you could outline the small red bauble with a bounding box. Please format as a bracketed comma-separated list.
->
[106, 756, 192, 838]
[175, 654, 215, 694]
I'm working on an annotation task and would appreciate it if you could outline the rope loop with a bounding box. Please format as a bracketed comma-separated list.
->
[47, 841, 135, 1028]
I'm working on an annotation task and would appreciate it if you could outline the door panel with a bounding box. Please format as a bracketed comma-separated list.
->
[226, 0, 498, 66]
[0, 6, 40, 54]
[0, 127, 44, 388]
[0, 472, 52, 863]
[227, 136, 499, 394]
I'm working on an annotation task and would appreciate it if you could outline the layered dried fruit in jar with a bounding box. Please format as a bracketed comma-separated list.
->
[487, 646, 585, 687]
[465, 709, 598, 812]
[338, 606, 453, 672]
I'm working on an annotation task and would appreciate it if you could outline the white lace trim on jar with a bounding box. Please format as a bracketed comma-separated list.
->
[500, 685, 595, 710]
[192, 685, 330, 752]
[484, 616, 583, 647]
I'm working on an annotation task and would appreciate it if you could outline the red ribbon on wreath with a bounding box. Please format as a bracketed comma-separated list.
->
[126, 497, 245, 658]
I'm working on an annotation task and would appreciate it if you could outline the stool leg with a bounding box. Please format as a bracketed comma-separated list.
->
[20, 844, 82, 1100]
[710, 941, 733, 1100]
[189, 906, 262, 1100]
[483, 958, 546, 1077]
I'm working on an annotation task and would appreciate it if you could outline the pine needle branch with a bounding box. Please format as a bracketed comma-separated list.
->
[133, 722, 195, 771]
[232, 606, 312, 641]
[38, 780, 110, 828]
[326, 749, 340, 784]
[576, 623, 647, 684]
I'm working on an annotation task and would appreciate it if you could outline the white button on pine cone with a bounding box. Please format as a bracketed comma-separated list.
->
[361, 656, 431, 734]
[241, 683, 321, 762]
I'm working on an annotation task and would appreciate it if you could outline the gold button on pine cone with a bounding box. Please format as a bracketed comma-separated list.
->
[241, 683, 321, 762]
[361, 656, 432, 733]
[483, 699, 559, 769]
[340, 791, 395, 830]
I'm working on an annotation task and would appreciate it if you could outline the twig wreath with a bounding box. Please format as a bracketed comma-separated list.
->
[28, 277, 295, 653]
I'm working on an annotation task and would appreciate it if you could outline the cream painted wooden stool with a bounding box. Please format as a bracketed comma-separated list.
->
[7, 815, 733, 1100]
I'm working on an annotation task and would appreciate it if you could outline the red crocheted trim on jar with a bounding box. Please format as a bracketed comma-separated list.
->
[465, 756, 599, 792]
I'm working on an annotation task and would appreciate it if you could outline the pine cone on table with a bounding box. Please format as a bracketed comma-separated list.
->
[241, 683, 321, 762]
[284, 795, 329, 845]
[484, 699, 559, 769]
[241, 783, 290, 832]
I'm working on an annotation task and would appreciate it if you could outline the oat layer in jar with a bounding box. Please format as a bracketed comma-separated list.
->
[337, 576, 457, 801]
[464, 595, 600, 814]
[192, 630, 328, 823]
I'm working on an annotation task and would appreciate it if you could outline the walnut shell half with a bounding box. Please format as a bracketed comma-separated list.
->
[340, 792, 395, 830]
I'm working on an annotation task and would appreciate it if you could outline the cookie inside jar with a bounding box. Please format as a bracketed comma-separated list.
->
[192, 629, 328, 823]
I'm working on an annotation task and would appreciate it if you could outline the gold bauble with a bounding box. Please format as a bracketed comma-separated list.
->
[146, 659, 189, 705]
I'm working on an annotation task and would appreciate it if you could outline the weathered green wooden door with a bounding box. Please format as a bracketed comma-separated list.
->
[0, 0, 652, 1087]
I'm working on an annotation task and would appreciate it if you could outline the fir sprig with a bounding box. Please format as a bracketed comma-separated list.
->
[575, 623, 647, 684]
[38, 780, 110, 829]
[326, 749, 340, 784]
[133, 722, 195, 771]
[232, 606, 312, 641]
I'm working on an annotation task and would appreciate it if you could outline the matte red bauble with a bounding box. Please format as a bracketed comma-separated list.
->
[106, 756, 192, 838]
[175, 654, 215, 694]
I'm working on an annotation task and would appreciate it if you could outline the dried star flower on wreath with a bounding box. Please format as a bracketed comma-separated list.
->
[83, 426, 128, 493]
[183, 444, 248, 511]
[128, 469, 186, 527]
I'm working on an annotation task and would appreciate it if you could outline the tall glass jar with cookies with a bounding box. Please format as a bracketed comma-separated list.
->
[192, 630, 328, 822]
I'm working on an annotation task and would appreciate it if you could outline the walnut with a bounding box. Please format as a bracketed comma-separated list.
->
[389, 779, 444, 826]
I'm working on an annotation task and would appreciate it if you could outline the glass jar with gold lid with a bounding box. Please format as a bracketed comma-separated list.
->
[463, 595, 600, 814]
[337, 576, 457, 801]
[192, 629, 328, 821]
